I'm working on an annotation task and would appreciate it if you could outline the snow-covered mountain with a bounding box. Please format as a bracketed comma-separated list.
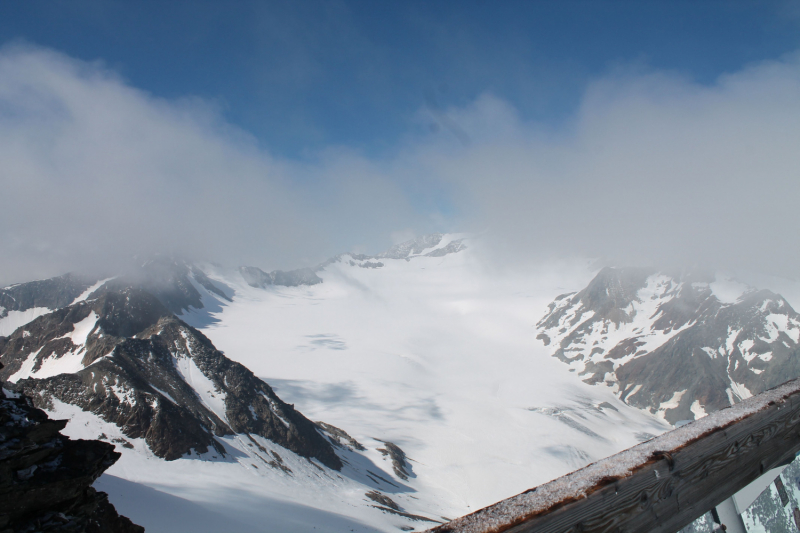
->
[0, 252, 476, 531]
[536, 267, 800, 424]
[0, 287, 340, 468]
[142, 235, 669, 531]
[3, 236, 799, 532]
[0, 273, 101, 336]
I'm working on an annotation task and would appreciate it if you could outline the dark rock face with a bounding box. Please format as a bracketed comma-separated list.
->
[0, 274, 96, 319]
[189, 267, 231, 302]
[615, 289, 800, 421]
[0, 258, 232, 321]
[0, 288, 341, 469]
[128, 259, 204, 314]
[0, 289, 172, 382]
[365, 490, 400, 511]
[117, 258, 231, 315]
[239, 266, 322, 288]
[537, 267, 800, 424]
[0, 369, 143, 533]
[316, 422, 365, 451]
[376, 441, 411, 480]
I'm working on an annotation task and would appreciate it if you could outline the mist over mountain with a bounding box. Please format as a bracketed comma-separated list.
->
[3, 232, 800, 531]
[3, 45, 800, 286]
[4, 4, 800, 531]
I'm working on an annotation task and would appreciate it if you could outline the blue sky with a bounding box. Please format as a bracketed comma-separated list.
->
[2, 1, 798, 159]
[2, 1, 800, 283]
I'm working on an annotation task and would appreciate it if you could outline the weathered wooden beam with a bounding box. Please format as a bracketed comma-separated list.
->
[427, 378, 800, 533]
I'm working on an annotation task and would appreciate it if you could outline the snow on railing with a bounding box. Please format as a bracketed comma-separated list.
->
[427, 378, 800, 533]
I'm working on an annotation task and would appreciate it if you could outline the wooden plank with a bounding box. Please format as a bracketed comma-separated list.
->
[427, 378, 800, 533]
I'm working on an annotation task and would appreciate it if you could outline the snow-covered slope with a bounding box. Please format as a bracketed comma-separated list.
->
[161, 236, 670, 530]
[22, 237, 790, 531]
[0, 273, 99, 336]
[48, 397, 446, 533]
[0, 288, 341, 465]
[1, 284, 451, 531]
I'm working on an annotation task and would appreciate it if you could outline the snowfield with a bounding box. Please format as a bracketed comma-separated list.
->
[0, 307, 50, 337]
[48, 238, 673, 531]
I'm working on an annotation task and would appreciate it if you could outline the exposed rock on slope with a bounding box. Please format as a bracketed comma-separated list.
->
[375, 234, 467, 260]
[1, 366, 143, 533]
[239, 266, 322, 288]
[0, 288, 341, 469]
[315, 234, 469, 273]
[237, 234, 468, 291]
[0, 274, 96, 319]
[537, 267, 800, 423]
[315, 421, 365, 451]
[0, 274, 102, 337]
[376, 234, 446, 260]
[0, 257, 233, 325]
[424, 239, 467, 258]
[376, 440, 411, 481]
[118, 257, 231, 315]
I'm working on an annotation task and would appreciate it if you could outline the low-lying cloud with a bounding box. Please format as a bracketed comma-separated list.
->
[420, 58, 800, 276]
[0, 44, 421, 284]
[2, 44, 800, 285]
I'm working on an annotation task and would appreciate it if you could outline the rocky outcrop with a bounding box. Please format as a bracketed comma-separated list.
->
[0, 365, 143, 533]
[316, 421, 365, 451]
[1, 289, 341, 469]
[538, 268, 800, 423]
[239, 266, 322, 288]
[365, 490, 400, 511]
[376, 440, 411, 480]
[352, 261, 384, 269]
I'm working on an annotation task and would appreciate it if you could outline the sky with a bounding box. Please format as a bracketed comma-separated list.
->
[1, 1, 800, 284]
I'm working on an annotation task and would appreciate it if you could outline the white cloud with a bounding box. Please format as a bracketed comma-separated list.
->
[0, 44, 420, 284]
[3, 44, 800, 284]
[395, 57, 800, 276]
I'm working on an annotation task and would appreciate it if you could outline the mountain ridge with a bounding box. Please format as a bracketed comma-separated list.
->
[0, 287, 342, 468]
[537, 266, 800, 423]
[5, 236, 799, 531]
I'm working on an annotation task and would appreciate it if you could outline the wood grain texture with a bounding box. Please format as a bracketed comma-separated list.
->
[429, 380, 800, 533]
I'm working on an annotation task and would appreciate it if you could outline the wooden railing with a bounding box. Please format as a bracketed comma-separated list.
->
[426, 378, 800, 533]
